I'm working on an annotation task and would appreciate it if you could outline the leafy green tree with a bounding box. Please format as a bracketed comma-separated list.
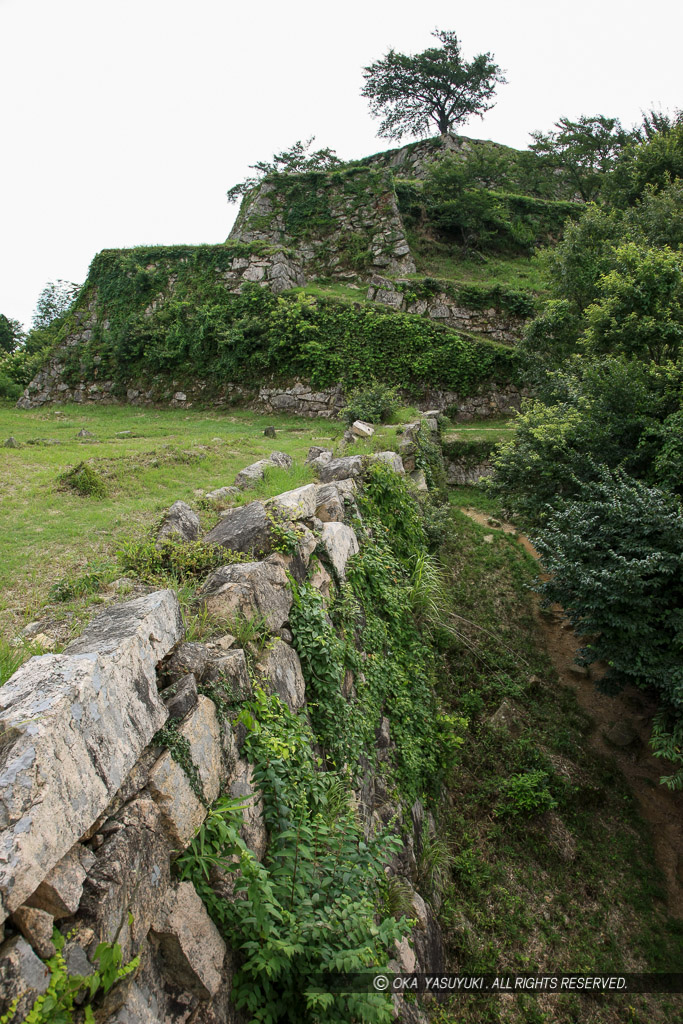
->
[227, 137, 341, 203]
[490, 357, 683, 522]
[529, 115, 634, 202]
[361, 30, 506, 141]
[534, 468, 683, 741]
[32, 279, 80, 331]
[582, 242, 683, 363]
[0, 314, 25, 354]
[605, 120, 683, 206]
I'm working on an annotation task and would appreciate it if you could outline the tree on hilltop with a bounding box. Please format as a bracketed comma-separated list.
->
[361, 30, 506, 141]
[227, 138, 342, 204]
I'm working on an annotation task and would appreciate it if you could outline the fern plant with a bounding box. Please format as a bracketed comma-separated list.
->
[178, 690, 408, 1023]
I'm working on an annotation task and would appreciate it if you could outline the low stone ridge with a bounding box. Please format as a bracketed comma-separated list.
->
[366, 275, 528, 343]
[156, 500, 200, 546]
[0, 460, 448, 1019]
[0, 590, 181, 923]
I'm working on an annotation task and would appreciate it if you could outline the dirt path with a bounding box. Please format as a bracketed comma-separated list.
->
[461, 507, 683, 917]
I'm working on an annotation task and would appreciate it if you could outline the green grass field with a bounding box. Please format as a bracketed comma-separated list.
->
[0, 401, 353, 635]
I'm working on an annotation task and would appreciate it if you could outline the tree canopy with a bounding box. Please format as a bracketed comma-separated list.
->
[32, 279, 80, 331]
[529, 115, 634, 202]
[361, 30, 506, 141]
[0, 314, 25, 355]
[227, 138, 342, 204]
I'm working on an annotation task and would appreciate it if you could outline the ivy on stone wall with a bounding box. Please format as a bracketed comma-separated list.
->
[60, 247, 518, 396]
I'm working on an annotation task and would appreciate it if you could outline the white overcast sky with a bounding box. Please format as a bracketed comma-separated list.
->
[1, 0, 681, 328]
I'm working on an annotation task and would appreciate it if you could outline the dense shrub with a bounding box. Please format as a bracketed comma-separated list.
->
[533, 469, 683, 757]
[339, 381, 400, 424]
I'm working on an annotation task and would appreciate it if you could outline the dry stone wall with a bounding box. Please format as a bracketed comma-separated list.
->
[18, 364, 521, 422]
[229, 169, 416, 279]
[367, 275, 527, 344]
[0, 458, 442, 1023]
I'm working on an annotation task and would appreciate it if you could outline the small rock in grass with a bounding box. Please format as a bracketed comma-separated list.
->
[482, 534, 494, 543]
[77, 429, 94, 438]
[350, 420, 374, 438]
[3, 437, 19, 448]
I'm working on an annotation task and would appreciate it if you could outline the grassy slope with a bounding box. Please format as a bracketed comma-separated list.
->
[430, 491, 682, 1024]
[0, 402, 348, 635]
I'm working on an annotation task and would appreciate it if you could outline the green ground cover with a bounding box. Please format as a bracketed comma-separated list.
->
[0, 402, 350, 636]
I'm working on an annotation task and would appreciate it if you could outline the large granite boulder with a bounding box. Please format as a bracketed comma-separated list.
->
[0, 591, 181, 923]
[195, 556, 292, 631]
[256, 640, 306, 711]
[317, 455, 363, 483]
[79, 796, 173, 962]
[204, 501, 271, 555]
[320, 523, 359, 579]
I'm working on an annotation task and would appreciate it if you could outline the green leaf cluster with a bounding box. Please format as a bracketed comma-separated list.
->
[1, 930, 139, 1023]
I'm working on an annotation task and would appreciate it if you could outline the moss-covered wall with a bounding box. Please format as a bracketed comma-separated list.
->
[229, 166, 416, 278]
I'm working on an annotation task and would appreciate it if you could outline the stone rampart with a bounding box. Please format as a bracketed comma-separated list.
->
[0, 456, 442, 1023]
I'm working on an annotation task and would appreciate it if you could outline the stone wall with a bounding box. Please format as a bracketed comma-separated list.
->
[359, 134, 477, 180]
[18, 365, 521, 421]
[0, 462, 442, 1023]
[367, 275, 526, 344]
[229, 169, 416, 279]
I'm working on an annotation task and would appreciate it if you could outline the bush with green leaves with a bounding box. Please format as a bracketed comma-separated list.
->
[58, 462, 108, 498]
[50, 246, 517, 400]
[339, 382, 400, 425]
[533, 468, 683, 777]
[118, 537, 240, 582]
[496, 769, 558, 818]
[581, 242, 683, 363]
[177, 690, 406, 1024]
[490, 356, 683, 523]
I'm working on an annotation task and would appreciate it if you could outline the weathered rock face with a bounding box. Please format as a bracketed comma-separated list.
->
[367, 276, 527, 343]
[25, 845, 95, 919]
[0, 936, 49, 1019]
[156, 501, 200, 546]
[79, 796, 173, 961]
[204, 501, 271, 555]
[150, 882, 226, 999]
[317, 455, 364, 483]
[256, 641, 306, 711]
[229, 168, 416, 279]
[147, 698, 222, 849]
[196, 557, 292, 630]
[0, 591, 181, 923]
[370, 451, 405, 475]
[320, 523, 359, 579]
